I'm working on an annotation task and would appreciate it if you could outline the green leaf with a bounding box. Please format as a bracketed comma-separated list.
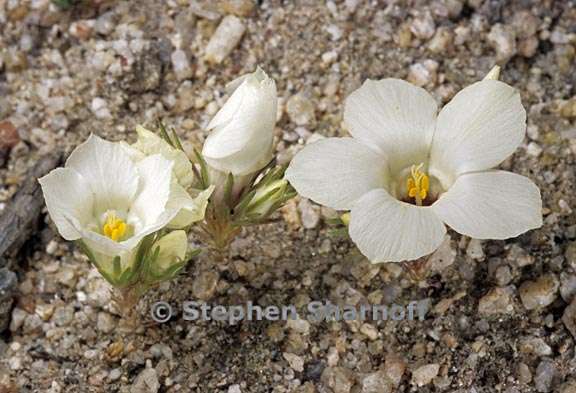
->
[187, 248, 202, 259]
[232, 189, 257, 217]
[156, 119, 174, 147]
[170, 127, 185, 151]
[193, 148, 210, 189]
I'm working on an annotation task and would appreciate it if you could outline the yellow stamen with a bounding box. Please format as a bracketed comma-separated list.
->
[340, 212, 351, 226]
[406, 163, 430, 206]
[102, 212, 127, 242]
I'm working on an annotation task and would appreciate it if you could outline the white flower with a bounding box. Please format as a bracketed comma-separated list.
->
[286, 77, 542, 263]
[121, 126, 214, 229]
[39, 134, 209, 278]
[202, 67, 277, 177]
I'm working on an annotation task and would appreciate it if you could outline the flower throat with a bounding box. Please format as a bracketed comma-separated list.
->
[406, 163, 429, 206]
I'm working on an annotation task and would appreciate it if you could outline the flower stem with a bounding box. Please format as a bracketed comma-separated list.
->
[113, 286, 142, 332]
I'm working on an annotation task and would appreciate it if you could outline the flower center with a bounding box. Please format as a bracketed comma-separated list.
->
[406, 163, 429, 206]
[102, 212, 127, 242]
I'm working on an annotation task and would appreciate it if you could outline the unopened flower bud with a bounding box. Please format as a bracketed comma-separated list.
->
[202, 67, 277, 177]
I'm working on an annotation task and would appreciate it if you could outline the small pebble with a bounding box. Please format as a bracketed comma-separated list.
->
[204, 15, 246, 64]
[407, 60, 438, 87]
[283, 352, 304, 372]
[527, 142, 543, 157]
[220, 0, 254, 16]
[361, 371, 393, 393]
[560, 273, 576, 302]
[130, 367, 159, 393]
[359, 323, 378, 340]
[495, 265, 513, 286]
[108, 368, 122, 382]
[519, 274, 559, 310]
[9, 308, 27, 332]
[171, 50, 193, 81]
[286, 94, 316, 126]
[384, 353, 406, 386]
[411, 363, 439, 387]
[559, 380, 576, 393]
[91, 97, 112, 120]
[192, 271, 219, 300]
[429, 235, 456, 271]
[478, 287, 514, 315]
[566, 242, 576, 269]
[321, 367, 353, 393]
[53, 306, 74, 327]
[298, 198, 320, 229]
[410, 12, 436, 39]
[517, 362, 532, 384]
[534, 359, 557, 393]
[95, 11, 116, 35]
[466, 239, 485, 260]
[562, 298, 576, 339]
[286, 317, 310, 335]
[428, 27, 453, 53]
[519, 337, 552, 357]
[228, 385, 242, 393]
[97, 312, 116, 334]
[487, 24, 517, 63]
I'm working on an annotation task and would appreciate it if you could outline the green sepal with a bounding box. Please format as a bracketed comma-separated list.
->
[193, 148, 210, 189]
[223, 172, 235, 210]
[113, 256, 122, 277]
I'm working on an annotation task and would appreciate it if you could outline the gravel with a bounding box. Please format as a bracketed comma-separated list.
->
[1, 0, 576, 391]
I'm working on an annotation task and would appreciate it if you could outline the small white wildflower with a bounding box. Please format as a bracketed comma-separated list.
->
[39, 134, 209, 279]
[202, 67, 277, 177]
[286, 71, 542, 263]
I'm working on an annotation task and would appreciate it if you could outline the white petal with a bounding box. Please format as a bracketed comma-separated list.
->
[129, 154, 174, 230]
[344, 78, 438, 173]
[202, 69, 277, 175]
[432, 171, 542, 239]
[66, 134, 139, 213]
[285, 138, 389, 210]
[81, 226, 133, 256]
[167, 184, 214, 228]
[131, 125, 194, 188]
[429, 80, 526, 180]
[39, 168, 94, 240]
[81, 209, 178, 258]
[206, 67, 274, 134]
[349, 189, 446, 263]
[119, 141, 146, 162]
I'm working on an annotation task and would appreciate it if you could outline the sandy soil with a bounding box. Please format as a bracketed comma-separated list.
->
[1, 0, 576, 392]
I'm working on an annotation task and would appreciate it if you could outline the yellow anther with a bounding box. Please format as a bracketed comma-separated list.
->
[340, 212, 351, 226]
[102, 212, 127, 242]
[406, 163, 430, 206]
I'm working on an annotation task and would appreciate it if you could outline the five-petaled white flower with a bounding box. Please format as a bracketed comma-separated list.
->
[286, 76, 542, 263]
[39, 134, 211, 277]
[202, 67, 277, 177]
